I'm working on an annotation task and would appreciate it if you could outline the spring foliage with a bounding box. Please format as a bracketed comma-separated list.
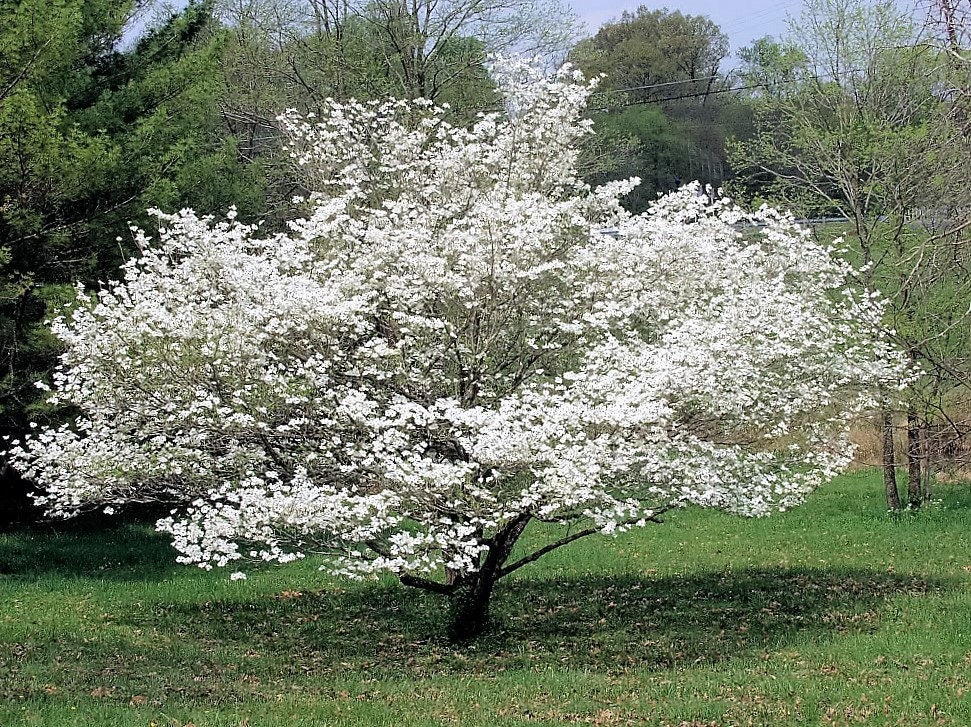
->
[10, 65, 896, 585]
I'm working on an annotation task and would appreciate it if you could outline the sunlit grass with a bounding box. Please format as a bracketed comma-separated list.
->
[2, 470, 970, 726]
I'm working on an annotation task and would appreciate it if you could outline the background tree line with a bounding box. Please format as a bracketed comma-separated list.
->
[730, 0, 971, 511]
[1, 0, 968, 522]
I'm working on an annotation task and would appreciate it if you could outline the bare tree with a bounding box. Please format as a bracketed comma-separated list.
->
[212, 0, 580, 223]
[364, 0, 582, 100]
[216, 0, 580, 105]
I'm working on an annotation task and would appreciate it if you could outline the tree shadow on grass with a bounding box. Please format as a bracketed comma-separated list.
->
[155, 567, 944, 679]
[0, 524, 178, 581]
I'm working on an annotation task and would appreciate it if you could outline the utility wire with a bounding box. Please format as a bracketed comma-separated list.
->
[586, 63, 888, 113]
[460, 65, 865, 116]
[588, 81, 767, 112]
[717, 0, 802, 36]
[589, 74, 721, 96]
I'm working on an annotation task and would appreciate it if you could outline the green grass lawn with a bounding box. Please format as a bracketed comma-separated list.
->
[2, 470, 970, 726]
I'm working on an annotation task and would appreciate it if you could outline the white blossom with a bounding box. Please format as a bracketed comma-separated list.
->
[8, 63, 902, 585]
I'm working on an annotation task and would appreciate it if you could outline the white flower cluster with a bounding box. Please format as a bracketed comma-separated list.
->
[8, 64, 901, 580]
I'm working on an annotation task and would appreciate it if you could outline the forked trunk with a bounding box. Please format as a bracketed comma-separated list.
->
[882, 408, 901, 511]
[448, 513, 531, 640]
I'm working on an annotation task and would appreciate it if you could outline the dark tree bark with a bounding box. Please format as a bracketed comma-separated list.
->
[448, 512, 531, 640]
[399, 508, 670, 639]
[883, 408, 901, 511]
[448, 570, 499, 640]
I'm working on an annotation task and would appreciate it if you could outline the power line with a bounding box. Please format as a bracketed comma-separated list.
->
[588, 81, 767, 112]
[589, 74, 721, 97]
[586, 63, 893, 114]
[717, 0, 802, 36]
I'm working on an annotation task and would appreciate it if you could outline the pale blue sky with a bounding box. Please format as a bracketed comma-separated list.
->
[131, 0, 837, 66]
[134, 0, 800, 61]
[571, 0, 803, 60]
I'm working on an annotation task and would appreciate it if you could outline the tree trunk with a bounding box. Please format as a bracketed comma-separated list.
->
[447, 513, 531, 640]
[906, 408, 923, 508]
[921, 423, 933, 503]
[448, 571, 498, 641]
[883, 408, 901, 511]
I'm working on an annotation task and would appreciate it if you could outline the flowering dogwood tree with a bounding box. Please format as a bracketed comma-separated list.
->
[9, 65, 897, 637]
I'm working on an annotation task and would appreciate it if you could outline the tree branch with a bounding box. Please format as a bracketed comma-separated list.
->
[0, 38, 53, 104]
[399, 573, 461, 594]
[497, 508, 672, 578]
[498, 526, 599, 578]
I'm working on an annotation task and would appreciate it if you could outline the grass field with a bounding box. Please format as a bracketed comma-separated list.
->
[2, 470, 970, 726]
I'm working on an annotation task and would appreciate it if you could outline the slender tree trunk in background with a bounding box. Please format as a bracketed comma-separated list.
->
[907, 408, 923, 508]
[921, 423, 933, 503]
[883, 408, 902, 511]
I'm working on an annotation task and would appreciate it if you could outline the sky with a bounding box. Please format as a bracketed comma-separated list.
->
[129, 0, 807, 65]
[570, 0, 804, 62]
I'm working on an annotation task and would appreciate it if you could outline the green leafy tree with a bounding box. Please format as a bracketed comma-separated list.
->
[573, 7, 727, 100]
[736, 36, 807, 97]
[0, 1, 264, 520]
[585, 106, 695, 210]
[0, 0, 131, 435]
[571, 8, 748, 211]
[76, 3, 266, 251]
